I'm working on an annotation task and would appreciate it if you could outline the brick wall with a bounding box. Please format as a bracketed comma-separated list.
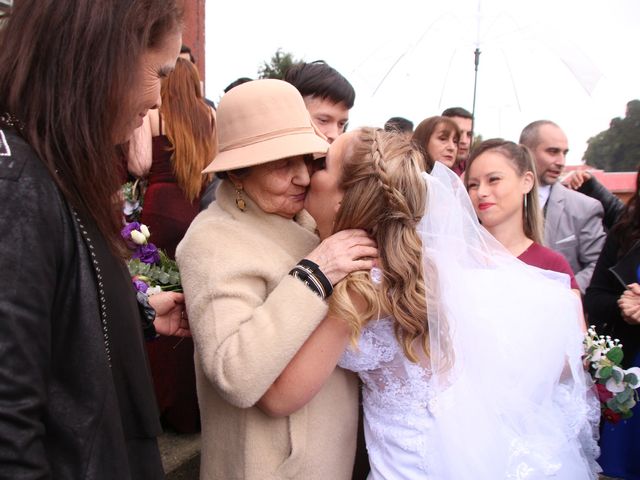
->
[182, 0, 206, 81]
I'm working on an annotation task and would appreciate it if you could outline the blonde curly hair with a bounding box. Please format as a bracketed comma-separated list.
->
[329, 127, 430, 362]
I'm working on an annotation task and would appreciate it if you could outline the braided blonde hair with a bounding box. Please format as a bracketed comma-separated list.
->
[330, 128, 430, 362]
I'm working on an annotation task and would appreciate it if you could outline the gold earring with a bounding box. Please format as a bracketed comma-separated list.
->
[235, 185, 246, 212]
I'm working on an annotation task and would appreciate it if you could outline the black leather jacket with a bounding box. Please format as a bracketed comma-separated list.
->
[578, 176, 625, 231]
[0, 128, 162, 479]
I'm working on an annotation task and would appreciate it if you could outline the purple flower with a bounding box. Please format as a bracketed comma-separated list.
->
[132, 278, 149, 293]
[132, 242, 161, 264]
[121, 222, 142, 248]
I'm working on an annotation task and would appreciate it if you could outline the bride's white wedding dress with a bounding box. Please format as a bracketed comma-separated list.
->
[338, 165, 600, 479]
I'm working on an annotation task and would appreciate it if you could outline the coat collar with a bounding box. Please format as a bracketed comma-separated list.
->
[216, 179, 319, 257]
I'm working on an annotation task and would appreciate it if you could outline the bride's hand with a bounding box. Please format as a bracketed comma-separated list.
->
[305, 229, 377, 285]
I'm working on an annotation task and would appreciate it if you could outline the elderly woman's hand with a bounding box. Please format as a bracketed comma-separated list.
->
[305, 229, 378, 285]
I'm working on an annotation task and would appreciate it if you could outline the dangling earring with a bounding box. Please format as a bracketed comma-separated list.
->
[523, 194, 528, 221]
[235, 185, 246, 212]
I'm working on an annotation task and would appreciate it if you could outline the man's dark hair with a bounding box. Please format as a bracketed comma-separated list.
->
[180, 44, 195, 64]
[441, 107, 473, 120]
[223, 77, 253, 94]
[284, 60, 355, 109]
[384, 117, 413, 133]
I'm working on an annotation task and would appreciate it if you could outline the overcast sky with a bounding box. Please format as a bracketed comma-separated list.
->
[204, 0, 640, 165]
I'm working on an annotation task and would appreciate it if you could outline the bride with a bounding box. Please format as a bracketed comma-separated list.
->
[258, 128, 600, 478]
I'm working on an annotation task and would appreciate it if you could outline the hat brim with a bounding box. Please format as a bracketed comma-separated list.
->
[203, 131, 329, 173]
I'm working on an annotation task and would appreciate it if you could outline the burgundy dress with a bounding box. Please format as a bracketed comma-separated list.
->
[140, 117, 202, 433]
[518, 242, 580, 290]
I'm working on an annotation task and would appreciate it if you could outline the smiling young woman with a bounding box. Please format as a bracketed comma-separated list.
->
[465, 139, 580, 294]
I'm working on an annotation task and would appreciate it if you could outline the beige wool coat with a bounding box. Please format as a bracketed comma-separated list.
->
[176, 180, 358, 480]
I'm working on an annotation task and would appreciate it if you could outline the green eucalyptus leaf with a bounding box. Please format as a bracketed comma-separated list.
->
[599, 366, 613, 379]
[617, 387, 632, 403]
[606, 347, 624, 365]
[612, 368, 624, 383]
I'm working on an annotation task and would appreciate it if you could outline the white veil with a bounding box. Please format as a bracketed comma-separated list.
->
[419, 163, 600, 479]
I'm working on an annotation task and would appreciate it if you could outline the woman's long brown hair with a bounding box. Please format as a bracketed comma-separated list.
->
[160, 57, 217, 202]
[0, 0, 183, 254]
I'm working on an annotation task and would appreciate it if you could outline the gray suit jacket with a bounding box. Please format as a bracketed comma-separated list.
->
[544, 182, 606, 293]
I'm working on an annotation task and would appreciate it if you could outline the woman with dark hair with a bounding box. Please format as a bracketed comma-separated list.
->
[585, 164, 640, 478]
[131, 57, 217, 433]
[0, 0, 184, 477]
[411, 115, 460, 170]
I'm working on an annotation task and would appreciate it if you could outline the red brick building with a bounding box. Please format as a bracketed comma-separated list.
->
[182, 0, 206, 82]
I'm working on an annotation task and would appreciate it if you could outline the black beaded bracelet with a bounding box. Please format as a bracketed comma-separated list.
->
[298, 259, 334, 298]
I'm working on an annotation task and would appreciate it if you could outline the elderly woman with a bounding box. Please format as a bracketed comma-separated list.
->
[176, 79, 376, 479]
[0, 0, 183, 477]
[412, 115, 460, 170]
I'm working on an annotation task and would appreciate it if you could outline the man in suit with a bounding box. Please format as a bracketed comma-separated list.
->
[520, 120, 606, 293]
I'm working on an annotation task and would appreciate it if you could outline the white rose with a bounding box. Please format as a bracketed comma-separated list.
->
[131, 230, 147, 245]
[140, 224, 151, 239]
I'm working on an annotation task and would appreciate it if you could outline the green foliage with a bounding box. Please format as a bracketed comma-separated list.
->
[584, 99, 640, 172]
[599, 365, 613, 379]
[607, 346, 624, 365]
[128, 258, 182, 292]
[258, 49, 301, 80]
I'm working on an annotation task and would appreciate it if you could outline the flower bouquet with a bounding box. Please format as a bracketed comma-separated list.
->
[583, 325, 640, 423]
[122, 222, 182, 294]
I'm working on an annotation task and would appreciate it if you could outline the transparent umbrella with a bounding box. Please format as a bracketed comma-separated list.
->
[349, 0, 604, 143]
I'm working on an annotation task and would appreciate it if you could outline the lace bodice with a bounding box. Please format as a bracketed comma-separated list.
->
[339, 318, 436, 477]
[339, 315, 600, 480]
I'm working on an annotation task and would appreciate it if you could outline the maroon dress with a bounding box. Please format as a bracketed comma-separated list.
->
[140, 117, 201, 433]
[518, 242, 580, 290]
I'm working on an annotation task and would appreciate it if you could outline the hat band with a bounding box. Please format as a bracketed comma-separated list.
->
[220, 126, 315, 152]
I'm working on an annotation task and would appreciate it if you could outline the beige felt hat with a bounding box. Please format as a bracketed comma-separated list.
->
[202, 79, 329, 173]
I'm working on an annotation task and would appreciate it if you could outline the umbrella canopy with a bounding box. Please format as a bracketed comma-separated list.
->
[349, 0, 604, 144]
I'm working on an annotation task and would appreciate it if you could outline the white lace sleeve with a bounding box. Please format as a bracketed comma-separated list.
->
[338, 319, 398, 373]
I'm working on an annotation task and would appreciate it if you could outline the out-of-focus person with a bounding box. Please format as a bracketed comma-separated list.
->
[442, 106, 473, 175]
[585, 162, 640, 478]
[384, 116, 414, 134]
[130, 56, 217, 433]
[0, 0, 184, 477]
[411, 115, 460, 170]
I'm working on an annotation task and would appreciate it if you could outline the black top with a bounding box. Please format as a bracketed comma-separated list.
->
[0, 125, 163, 479]
[585, 231, 640, 369]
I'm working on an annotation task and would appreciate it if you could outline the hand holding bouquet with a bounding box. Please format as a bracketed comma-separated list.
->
[584, 326, 640, 423]
[121, 222, 182, 294]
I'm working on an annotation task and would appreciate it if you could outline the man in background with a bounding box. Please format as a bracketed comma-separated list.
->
[285, 60, 355, 143]
[520, 120, 606, 292]
[384, 116, 413, 135]
[442, 107, 473, 175]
